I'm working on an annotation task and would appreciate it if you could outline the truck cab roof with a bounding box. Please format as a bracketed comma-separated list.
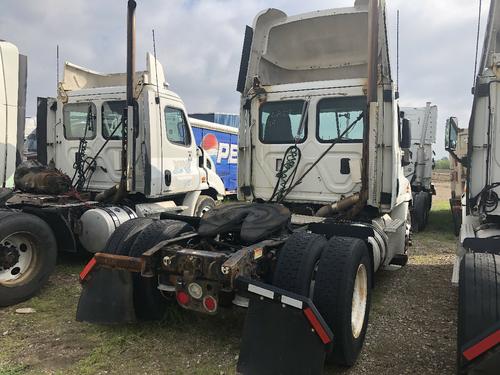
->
[59, 52, 182, 103]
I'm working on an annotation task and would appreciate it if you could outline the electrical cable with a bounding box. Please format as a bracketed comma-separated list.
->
[71, 105, 93, 190]
[276, 112, 364, 203]
[73, 116, 124, 192]
[268, 100, 309, 202]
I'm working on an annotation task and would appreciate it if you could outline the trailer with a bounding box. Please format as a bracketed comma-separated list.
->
[0, 4, 232, 306]
[445, 1, 500, 373]
[402, 103, 438, 232]
[189, 117, 238, 194]
[0, 41, 26, 190]
[77, 1, 412, 373]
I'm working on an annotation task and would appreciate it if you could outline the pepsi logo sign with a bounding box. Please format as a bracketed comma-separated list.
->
[201, 134, 237, 164]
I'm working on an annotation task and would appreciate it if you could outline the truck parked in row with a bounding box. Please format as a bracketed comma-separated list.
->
[445, 0, 500, 373]
[447, 118, 468, 235]
[190, 118, 238, 194]
[402, 103, 437, 231]
[77, 1, 412, 373]
[0, 15, 235, 306]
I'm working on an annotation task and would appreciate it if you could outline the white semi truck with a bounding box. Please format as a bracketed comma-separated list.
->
[402, 103, 438, 231]
[77, 1, 412, 373]
[445, 0, 500, 373]
[0, 4, 227, 306]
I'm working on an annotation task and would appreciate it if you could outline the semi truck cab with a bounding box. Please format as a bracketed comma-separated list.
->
[38, 53, 225, 203]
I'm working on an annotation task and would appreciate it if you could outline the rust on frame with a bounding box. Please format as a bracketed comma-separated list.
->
[94, 252, 144, 273]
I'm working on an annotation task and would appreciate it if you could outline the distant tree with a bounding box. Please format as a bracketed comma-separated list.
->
[435, 157, 450, 170]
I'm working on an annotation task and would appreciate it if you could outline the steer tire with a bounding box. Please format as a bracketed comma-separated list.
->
[104, 218, 154, 255]
[0, 212, 57, 307]
[457, 253, 500, 374]
[128, 220, 194, 320]
[273, 232, 327, 296]
[194, 195, 216, 217]
[313, 236, 372, 367]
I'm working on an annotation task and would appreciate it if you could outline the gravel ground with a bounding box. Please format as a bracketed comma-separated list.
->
[0, 183, 458, 375]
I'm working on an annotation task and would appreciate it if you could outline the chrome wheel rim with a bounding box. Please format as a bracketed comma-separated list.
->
[0, 232, 37, 284]
[351, 263, 368, 339]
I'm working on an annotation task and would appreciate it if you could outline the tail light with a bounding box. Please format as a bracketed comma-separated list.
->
[203, 295, 217, 312]
[176, 290, 190, 306]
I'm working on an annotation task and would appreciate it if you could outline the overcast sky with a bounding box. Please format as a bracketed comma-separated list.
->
[1, 0, 490, 157]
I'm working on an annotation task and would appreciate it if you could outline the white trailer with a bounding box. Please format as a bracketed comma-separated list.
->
[445, 0, 500, 373]
[77, 1, 412, 373]
[0, 42, 27, 189]
[402, 103, 438, 231]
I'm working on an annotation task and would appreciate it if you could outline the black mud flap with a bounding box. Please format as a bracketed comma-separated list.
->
[76, 265, 136, 324]
[236, 277, 332, 375]
[459, 253, 500, 374]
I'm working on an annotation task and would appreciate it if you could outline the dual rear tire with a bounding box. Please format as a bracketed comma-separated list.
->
[102, 218, 193, 320]
[273, 232, 372, 366]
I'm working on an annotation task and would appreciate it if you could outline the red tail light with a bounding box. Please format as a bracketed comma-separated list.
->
[176, 291, 190, 306]
[203, 295, 217, 312]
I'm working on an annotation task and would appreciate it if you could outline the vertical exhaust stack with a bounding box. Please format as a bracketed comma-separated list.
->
[126, 0, 136, 109]
[119, 0, 137, 198]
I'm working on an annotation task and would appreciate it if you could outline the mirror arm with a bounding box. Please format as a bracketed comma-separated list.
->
[447, 149, 465, 165]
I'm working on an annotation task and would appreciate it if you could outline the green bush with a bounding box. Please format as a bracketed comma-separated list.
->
[435, 157, 450, 170]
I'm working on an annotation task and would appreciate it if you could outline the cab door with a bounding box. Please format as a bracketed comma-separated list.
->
[54, 99, 125, 191]
[161, 101, 199, 194]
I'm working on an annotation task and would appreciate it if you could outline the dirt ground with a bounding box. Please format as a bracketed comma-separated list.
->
[0, 182, 458, 375]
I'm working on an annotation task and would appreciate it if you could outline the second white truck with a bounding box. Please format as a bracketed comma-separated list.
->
[0, 2, 228, 306]
[402, 103, 438, 231]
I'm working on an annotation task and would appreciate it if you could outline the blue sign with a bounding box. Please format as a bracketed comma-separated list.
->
[191, 126, 238, 193]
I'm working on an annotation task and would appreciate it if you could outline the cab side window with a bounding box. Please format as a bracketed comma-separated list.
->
[317, 96, 365, 143]
[63, 103, 97, 140]
[102, 100, 126, 140]
[164, 107, 192, 146]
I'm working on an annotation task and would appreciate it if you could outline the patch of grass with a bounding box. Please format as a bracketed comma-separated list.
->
[0, 363, 29, 375]
[417, 199, 456, 243]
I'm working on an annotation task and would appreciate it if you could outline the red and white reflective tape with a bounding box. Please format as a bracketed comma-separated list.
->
[247, 283, 274, 299]
[79, 257, 97, 282]
[463, 329, 500, 361]
[245, 281, 332, 345]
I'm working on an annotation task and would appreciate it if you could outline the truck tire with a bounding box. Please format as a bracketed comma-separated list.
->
[128, 220, 194, 320]
[312, 236, 372, 366]
[412, 192, 428, 232]
[0, 212, 57, 307]
[458, 253, 500, 374]
[273, 232, 327, 296]
[104, 217, 154, 255]
[194, 195, 216, 217]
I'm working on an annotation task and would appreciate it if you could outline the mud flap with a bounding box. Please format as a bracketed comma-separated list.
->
[76, 266, 136, 324]
[236, 277, 332, 375]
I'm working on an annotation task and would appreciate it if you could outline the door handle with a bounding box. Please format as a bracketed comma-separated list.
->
[164, 170, 172, 186]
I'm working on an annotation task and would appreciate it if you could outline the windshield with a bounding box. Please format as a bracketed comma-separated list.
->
[317, 96, 366, 142]
[259, 100, 307, 144]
